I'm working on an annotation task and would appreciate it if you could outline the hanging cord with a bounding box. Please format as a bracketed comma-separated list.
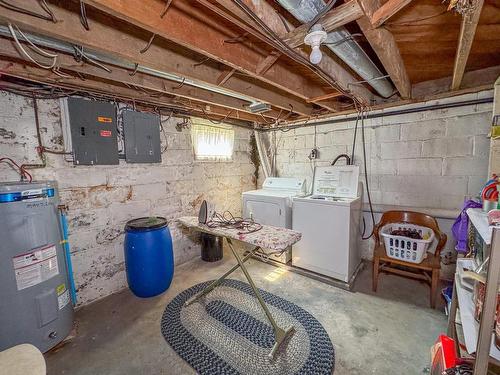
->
[350, 109, 360, 163]
[8, 23, 57, 69]
[0, 0, 56, 22]
[206, 210, 263, 235]
[361, 109, 375, 240]
[79, 0, 90, 31]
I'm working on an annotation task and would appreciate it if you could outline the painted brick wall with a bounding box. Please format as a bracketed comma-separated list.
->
[0, 91, 256, 306]
[267, 90, 493, 272]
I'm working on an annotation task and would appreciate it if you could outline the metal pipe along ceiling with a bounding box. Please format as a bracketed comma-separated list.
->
[0, 25, 258, 105]
[276, 0, 395, 98]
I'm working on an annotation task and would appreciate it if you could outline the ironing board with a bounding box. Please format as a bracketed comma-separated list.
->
[177, 216, 302, 359]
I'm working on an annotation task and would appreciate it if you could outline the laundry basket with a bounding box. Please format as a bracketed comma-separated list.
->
[380, 223, 435, 263]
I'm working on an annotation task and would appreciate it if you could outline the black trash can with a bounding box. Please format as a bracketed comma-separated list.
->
[200, 233, 223, 262]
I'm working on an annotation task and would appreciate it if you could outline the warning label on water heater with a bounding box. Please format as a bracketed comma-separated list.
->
[12, 245, 59, 290]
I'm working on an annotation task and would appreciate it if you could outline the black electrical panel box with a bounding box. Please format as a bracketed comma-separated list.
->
[122, 110, 162, 163]
[67, 98, 119, 165]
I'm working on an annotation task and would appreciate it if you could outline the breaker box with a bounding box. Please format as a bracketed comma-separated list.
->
[122, 110, 162, 163]
[65, 98, 119, 165]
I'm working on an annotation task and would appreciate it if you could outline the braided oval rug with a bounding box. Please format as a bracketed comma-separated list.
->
[161, 279, 334, 374]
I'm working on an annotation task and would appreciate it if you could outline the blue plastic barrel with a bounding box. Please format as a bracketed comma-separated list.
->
[124, 217, 174, 298]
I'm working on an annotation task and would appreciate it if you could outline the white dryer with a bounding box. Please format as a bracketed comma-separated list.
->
[242, 177, 306, 228]
[243, 177, 306, 263]
[292, 166, 362, 283]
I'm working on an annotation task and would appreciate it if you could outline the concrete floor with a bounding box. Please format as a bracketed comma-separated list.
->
[45, 251, 448, 375]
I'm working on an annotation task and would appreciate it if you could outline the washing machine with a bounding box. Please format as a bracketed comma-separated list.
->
[242, 177, 306, 263]
[292, 166, 362, 283]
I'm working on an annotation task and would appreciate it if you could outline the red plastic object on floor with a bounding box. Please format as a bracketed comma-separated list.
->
[430, 335, 457, 375]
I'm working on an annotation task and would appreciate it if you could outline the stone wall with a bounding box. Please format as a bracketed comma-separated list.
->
[266, 90, 493, 276]
[0, 91, 256, 306]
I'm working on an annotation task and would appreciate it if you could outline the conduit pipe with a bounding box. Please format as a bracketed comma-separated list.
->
[276, 0, 395, 98]
[0, 25, 259, 105]
[261, 97, 493, 131]
[254, 130, 271, 178]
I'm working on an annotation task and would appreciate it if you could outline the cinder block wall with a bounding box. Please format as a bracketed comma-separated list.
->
[0, 91, 256, 306]
[269, 90, 493, 277]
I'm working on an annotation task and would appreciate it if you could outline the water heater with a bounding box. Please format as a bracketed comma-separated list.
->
[0, 181, 74, 352]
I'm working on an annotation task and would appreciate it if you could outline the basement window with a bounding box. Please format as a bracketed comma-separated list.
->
[191, 119, 234, 161]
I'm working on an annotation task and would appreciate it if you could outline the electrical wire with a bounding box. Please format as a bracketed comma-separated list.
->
[0, 157, 32, 182]
[73, 45, 112, 73]
[0, 0, 56, 22]
[231, 0, 365, 110]
[79, 0, 90, 31]
[140, 33, 156, 54]
[206, 210, 263, 235]
[350, 110, 360, 163]
[360, 108, 375, 240]
[160, 0, 173, 18]
[8, 23, 57, 69]
[307, 0, 338, 32]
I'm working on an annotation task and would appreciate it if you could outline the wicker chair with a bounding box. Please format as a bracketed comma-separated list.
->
[372, 210, 447, 308]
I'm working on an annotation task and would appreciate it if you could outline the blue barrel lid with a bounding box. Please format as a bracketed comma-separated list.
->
[125, 217, 168, 231]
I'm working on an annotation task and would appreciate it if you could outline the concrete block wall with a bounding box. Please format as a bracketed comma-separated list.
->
[0, 91, 256, 306]
[268, 90, 493, 276]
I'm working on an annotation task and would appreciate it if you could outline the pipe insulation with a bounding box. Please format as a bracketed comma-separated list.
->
[276, 0, 395, 98]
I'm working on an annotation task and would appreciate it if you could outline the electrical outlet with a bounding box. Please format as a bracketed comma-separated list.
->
[309, 148, 319, 160]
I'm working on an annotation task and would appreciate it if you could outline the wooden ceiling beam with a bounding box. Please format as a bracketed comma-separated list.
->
[0, 59, 263, 124]
[356, 0, 412, 99]
[0, 38, 280, 119]
[306, 92, 344, 103]
[209, 0, 373, 108]
[256, 52, 281, 76]
[451, 0, 485, 91]
[85, 0, 325, 100]
[282, 1, 364, 48]
[0, 1, 314, 116]
[371, 0, 413, 28]
[216, 67, 237, 87]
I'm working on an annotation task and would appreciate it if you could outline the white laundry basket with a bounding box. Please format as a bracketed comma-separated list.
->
[380, 223, 435, 264]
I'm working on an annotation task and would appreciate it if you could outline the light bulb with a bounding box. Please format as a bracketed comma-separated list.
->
[310, 46, 322, 65]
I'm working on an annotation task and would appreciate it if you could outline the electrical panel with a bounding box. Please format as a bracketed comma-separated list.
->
[122, 110, 161, 163]
[67, 98, 119, 165]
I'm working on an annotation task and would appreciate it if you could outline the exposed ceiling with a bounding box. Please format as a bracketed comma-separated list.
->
[0, 0, 498, 128]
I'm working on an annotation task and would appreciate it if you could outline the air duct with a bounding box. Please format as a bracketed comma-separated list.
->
[276, 0, 395, 98]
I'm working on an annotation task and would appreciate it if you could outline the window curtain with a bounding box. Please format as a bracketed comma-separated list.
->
[190, 118, 234, 161]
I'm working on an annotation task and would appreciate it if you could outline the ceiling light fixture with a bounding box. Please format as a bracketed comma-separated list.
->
[303, 24, 327, 65]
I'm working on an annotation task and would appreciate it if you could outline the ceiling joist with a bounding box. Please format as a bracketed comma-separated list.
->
[356, 0, 412, 99]
[84, 0, 324, 101]
[370, 0, 413, 28]
[282, 1, 364, 48]
[0, 0, 315, 116]
[0, 39, 280, 121]
[451, 0, 485, 90]
[0, 60, 260, 125]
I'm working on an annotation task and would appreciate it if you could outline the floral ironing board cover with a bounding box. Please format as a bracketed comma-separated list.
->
[177, 216, 301, 252]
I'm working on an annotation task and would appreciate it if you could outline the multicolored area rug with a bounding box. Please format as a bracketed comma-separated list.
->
[161, 279, 334, 374]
